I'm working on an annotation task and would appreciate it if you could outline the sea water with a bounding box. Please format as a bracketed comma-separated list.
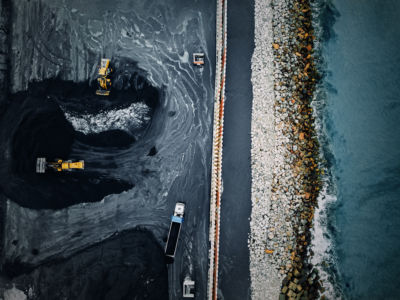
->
[313, 0, 400, 298]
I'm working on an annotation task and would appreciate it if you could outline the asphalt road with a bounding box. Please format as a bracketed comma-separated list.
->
[218, 0, 254, 299]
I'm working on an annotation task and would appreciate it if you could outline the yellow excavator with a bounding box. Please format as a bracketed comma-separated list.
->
[96, 58, 112, 96]
[36, 158, 84, 173]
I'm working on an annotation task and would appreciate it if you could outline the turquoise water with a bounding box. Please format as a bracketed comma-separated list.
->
[318, 0, 400, 298]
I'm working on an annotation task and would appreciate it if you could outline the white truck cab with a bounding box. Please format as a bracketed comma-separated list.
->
[174, 202, 185, 217]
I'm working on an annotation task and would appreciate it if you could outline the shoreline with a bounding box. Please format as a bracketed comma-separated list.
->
[309, 1, 341, 298]
[250, 0, 322, 298]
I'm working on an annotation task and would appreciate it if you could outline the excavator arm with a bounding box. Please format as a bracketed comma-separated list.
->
[96, 58, 112, 96]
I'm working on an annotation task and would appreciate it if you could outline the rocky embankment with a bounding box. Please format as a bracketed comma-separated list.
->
[250, 0, 322, 299]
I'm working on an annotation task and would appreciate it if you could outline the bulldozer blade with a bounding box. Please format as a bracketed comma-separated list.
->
[96, 89, 110, 96]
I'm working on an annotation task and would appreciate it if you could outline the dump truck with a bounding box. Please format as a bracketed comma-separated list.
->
[192, 53, 204, 66]
[36, 158, 84, 173]
[96, 58, 112, 96]
[165, 202, 185, 259]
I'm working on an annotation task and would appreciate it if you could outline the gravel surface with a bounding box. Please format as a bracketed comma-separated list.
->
[249, 0, 321, 298]
[249, 0, 281, 298]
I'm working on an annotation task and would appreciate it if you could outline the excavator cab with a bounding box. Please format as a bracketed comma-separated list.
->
[36, 158, 85, 173]
[58, 160, 84, 171]
[96, 58, 112, 96]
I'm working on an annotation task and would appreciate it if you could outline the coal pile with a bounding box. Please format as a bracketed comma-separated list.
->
[0, 60, 160, 209]
[4, 229, 169, 300]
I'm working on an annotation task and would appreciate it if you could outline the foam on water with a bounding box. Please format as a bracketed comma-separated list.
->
[310, 183, 342, 299]
[310, 91, 342, 299]
[309, 1, 342, 298]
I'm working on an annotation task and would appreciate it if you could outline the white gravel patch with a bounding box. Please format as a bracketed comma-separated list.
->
[249, 0, 281, 299]
[63, 102, 150, 134]
[3, 286, 27, 300]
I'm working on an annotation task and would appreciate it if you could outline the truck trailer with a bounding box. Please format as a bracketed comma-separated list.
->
[165, 202, 185, 260]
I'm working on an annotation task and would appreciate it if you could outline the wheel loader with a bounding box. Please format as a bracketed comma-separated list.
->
[36, 158, 84, 173]
[96, 58, 112, 96]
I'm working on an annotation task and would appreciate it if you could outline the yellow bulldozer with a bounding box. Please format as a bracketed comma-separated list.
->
[36, 158, 84, 173]
[96, 58, 112, 96]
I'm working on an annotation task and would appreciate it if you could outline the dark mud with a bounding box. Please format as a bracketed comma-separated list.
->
[0, 59, 160, 209]
[0, 0, 215, 298]
[3, 229, 168, 300]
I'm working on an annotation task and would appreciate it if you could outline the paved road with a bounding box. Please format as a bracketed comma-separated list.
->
[218, 0, 254, 299]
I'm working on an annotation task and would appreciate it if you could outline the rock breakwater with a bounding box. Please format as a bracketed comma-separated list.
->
[250, 0, 322, 299]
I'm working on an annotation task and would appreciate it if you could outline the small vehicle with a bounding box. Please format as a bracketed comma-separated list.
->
[165, 202, 185, 260]
[96, 58, 112, 96]
[36, 158, 84, 173]
[183, 277, 195, 298]
[192, 53, 204, 66]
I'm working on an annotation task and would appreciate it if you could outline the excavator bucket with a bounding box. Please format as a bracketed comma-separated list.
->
[36, 157, 46, 173]
[98, 59, 110, 76]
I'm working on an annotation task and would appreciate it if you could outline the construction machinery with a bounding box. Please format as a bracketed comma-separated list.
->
[36, 158, 84, 173]
[96, 58, 112, 96]
[165, 202, 185, 260]
[183, 277, 195, 298]
[192, 53, 204, 66]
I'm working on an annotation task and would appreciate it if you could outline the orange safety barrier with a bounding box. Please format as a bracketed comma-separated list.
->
[208, 0, 227, 299]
